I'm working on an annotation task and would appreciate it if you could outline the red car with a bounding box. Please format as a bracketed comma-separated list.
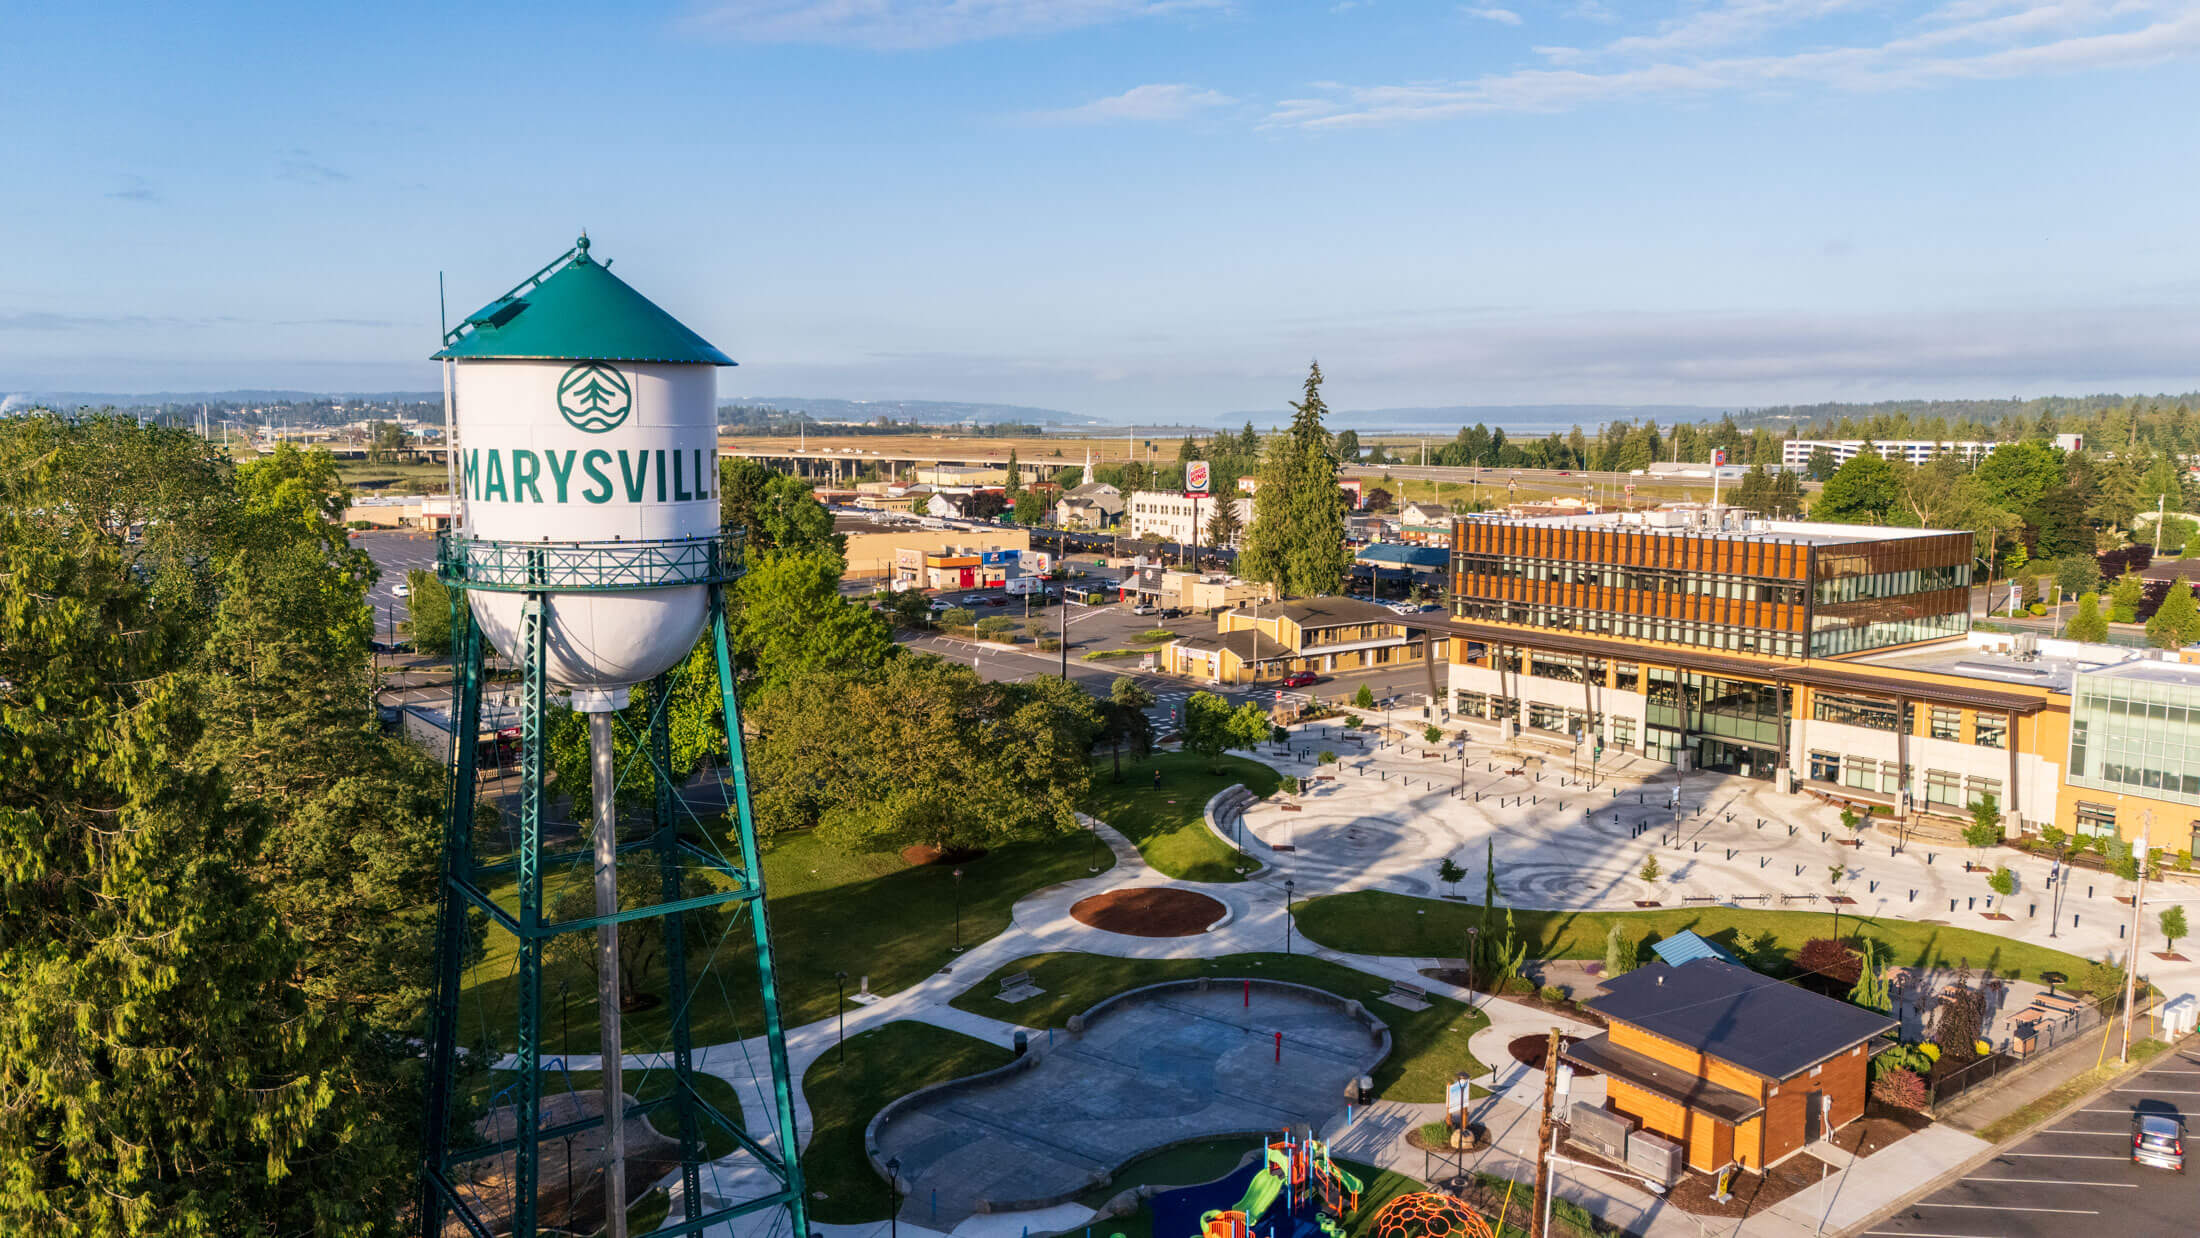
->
[1281, 672, 1320, 688]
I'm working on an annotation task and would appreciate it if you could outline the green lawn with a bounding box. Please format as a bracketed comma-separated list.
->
[457, 824, 1109, 1055]
[1296, 890, 2102, 985]
[1339, 1159, 1428, 1236]
[1082, 752, 1282, 883]
[800, 1021, 1015, 1223]
[948, 951, 1485, 1101]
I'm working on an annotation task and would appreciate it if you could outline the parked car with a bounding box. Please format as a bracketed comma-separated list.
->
[927, 599, 954, 613]
[1159, 607, 1187, 619]
[392, 581, 412, 599]
[982, 596, 1012, 608]
[1281, 671, 1320, 688]
[2133, 1114, 2184, 1171]
[1130, 602, 1157, 616]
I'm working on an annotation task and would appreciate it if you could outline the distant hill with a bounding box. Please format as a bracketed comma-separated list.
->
[4, 390, 441, 411]
[727, 395, 1107, 427]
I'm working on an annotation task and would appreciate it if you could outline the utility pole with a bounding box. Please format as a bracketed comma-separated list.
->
[1532, 1027, 1561, 1238]
[2122, 816, 2152, 1063]
[2153, 494, 2168, 559]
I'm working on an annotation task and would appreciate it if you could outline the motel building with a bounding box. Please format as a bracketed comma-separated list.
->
[1165, 597, 1437, 685]
[1443, 505, 2200, 852]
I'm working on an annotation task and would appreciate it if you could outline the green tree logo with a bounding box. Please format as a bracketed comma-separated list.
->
[555, 362, 632, 433]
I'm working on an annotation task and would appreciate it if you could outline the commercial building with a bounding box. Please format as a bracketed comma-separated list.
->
[1127, 491, 1253, 547]
[342, 493, 458, 531]
[1120, 566, 1271, 615]
[894, 545, 1023, 591]
[835, 513, 1030, 582]
[1565, 960, 1893, 1175]
[1780, 439, 1998, 468]
[1439, 505, 2200, 849]
[1165, 597, 1433, 684]
[1055, 481, 1123, 529]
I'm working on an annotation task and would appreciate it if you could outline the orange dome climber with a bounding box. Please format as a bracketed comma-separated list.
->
[1365, 1191, 1494, 1238]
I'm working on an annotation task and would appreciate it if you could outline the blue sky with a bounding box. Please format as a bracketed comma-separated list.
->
[5, 0, 2199, 421]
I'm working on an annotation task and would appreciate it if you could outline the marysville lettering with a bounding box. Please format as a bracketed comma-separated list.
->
[462, 447, 719, 504]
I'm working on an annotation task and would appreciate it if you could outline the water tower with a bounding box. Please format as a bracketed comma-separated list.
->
[418, 237, 808, 1238]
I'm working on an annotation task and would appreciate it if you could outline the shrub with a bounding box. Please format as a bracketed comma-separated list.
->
[1539, 985, 1569, 1004]
[1797, 938, 1862, 985]
[1871, 1067, 1928, 1110]
[1317, 749, 1337, 766]
[2041, 825, 2067, 852]
[1354, 684, 1376, 709]
[1974, 1039, 1993, 1057]
[1604, 923, 1636, 977]
[974, 615, 1018, 637]
[1037, 638, 1061, 651]
[1424, 725, 1443, 743]
[2180, 849, 2194, 872]
[1552, 1198, 1598, 1234]
[1918, 1042, 1941, 1064]
[941, 607, 976, 628]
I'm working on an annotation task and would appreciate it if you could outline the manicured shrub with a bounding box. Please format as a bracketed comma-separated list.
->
[1871, 1066, 1928, 1110]
[1317, 750, 1337, 766]
[941, 607, 976, 627]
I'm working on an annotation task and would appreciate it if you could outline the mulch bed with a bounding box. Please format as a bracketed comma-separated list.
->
[900, 844, 988, 867]
[1558, 1100, 1928, 1221]
[1509, 1033, 1599, 1077]
[1632, 900, 1663, 908]
[1070, 887, 1226, 937]
[2158, 952, 2191, 962]
[1980, 912, 2013, 921]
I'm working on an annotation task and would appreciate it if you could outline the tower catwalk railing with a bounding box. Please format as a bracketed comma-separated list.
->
[418, 528, 811, 1238]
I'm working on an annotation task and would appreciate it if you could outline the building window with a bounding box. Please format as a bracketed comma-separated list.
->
[1810, 751, 1840, 782]
[2075, 801, 2117, 839]
[1965, 776, 2003, 808]
[1615, 663, 1640, 693]
[1814, 692, 1910, 733]
[1882, 762, 1910, 797]
[1843, 755, 1877, 791]
[1612, 718, 1635, 748]
[1925, 770, 1961, 808]
[1976, 714, 2007, 749]
[1930, 707, 1962, 742]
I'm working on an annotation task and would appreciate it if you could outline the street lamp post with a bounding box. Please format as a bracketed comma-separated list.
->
[1284, 878, 1296, 956]
[951, 867, 965, 952]
[834, 970, 848, 1064]
[885, 1156, 902, 1238]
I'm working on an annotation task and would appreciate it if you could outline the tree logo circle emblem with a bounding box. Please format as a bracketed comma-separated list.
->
[556, 363, 632, 433]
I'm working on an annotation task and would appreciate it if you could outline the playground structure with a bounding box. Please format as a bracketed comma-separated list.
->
[1197, 1131, 1363, 1238]
[1364, 1192, 1496, 1238]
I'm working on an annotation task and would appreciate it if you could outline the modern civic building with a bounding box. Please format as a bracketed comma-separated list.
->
[1442, 505, 2200, 850]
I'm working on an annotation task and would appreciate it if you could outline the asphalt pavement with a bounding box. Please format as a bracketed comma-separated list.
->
[355, 528, 438, 644]
[1863, 1039, 2200, 1238]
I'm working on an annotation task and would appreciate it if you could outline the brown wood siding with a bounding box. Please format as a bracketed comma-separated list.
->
[1456, 521, 1809, 579]
[1607, 1023, 1769, 1103]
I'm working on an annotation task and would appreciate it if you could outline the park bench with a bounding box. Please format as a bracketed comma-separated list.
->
[1683, 895, 1717, 905]
[1382, 979, 1431, 1010]
[1778, 894, 1819, 903]
[996, 971, 1044, 1004]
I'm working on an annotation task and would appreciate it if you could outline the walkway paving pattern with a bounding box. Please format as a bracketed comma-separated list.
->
[533, 720, 2200, 1238]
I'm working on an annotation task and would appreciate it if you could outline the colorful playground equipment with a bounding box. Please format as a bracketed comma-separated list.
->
[1197, 1131, 1364, 1238]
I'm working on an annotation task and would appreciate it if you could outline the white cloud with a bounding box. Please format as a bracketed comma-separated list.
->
[1465, 7, 1524, 24]
[682, 0, 1230, 50]
[1028, 83, 1238, 122]
[1269, 1, 2200, 125]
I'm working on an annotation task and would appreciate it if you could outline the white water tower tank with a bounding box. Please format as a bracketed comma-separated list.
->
[435, 236, 732, 708]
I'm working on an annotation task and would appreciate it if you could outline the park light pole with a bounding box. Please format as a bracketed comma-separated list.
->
[951, 867, 965, 953]
[834, 971, 848, 1064]
[885, 1156, 901, 1238]
[1284, 878, 1295, 956]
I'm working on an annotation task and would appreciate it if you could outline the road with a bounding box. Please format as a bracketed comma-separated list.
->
[1863, 1039, 2200, 1237]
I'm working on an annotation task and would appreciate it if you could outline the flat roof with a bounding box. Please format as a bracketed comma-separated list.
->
[2085, 658, 2200, 688]
[1461, 509, 1959, 548]
[1586, 961, 1895, 1082]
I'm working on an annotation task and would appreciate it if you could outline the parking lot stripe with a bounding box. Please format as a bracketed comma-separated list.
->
[2043, 1128, 2132, 1134]
[1915, 1203, 2098, 1213]
[1860, 1232, 2003, 1237]
[1960, 1177, 2132, 1188]
[2113, 1087, 2200, 1093]
[1997, 1152, 2129, 1160]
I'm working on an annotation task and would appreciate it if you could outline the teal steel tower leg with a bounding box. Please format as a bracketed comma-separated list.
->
[512, 589, 549, 1235]
[710, 582, 811, 1234]
[651, 675, 705, 1225]
[420, 600, 485, 1234]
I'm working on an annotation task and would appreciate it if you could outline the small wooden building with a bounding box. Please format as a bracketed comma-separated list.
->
[1562, 960, 1894, 1174]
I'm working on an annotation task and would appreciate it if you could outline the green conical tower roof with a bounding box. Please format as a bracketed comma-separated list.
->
[432, 235, 735, 365]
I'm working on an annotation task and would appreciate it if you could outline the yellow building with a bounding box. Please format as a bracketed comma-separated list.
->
[1164, 597, 1432, 684]
[834, 514, 1030, 583]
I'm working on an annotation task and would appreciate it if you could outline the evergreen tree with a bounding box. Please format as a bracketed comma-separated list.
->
[1238, 362, 1351, 596]
[1205, 497, 1243, 549]
[1004, 447, 1022, 501]
[2066, 591, 2110, 642]
[2110, 571, 2145, 623]
[2147, 580, 2200, 649]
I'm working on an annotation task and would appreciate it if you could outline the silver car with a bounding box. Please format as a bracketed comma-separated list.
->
[2132, 1113, 2184, 1172]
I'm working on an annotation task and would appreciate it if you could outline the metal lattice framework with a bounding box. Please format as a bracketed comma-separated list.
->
[418, 532, 809, 1238]
[437, 528, 745, 593]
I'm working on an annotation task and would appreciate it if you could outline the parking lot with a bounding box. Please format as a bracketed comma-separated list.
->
[1865, 1038, 2200, 1237]
[354, 528, 438, 644]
